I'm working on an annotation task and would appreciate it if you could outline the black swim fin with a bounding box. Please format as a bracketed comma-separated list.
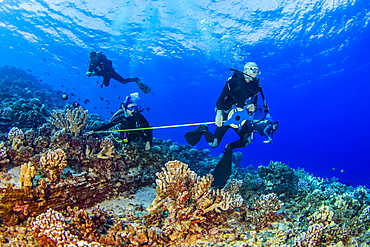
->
[212, 146, 233, 188]
[136, 79, 152, 94]
[184, 129, 203, 146]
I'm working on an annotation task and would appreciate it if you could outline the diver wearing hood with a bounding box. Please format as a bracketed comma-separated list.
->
[185, 62, 274, 188]
[84, 51, 151, 94]
[185, 62, 270, 150]
[94, 92, 152, 150]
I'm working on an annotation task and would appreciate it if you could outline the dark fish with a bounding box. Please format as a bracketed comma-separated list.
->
[106, 107, 109, 109]
[96, 81, 99, 84]
[114, 85, 116, 88]
[61, 85, 64, 87]
[72, 101, 80, 108]
[43, 58, 46, 61]
[146, 107, 150, 111]
[70, 93, 75, 96]
[93, 107, 97, 109]
[118, 96, 121, 100]
[27, 69, 32, 72]
[61, 94, 68, 100]
[100, 97, 104, 101]
[110, 111, 114, 114]
[84, 99, 90, 104]
[78, 98, 80, 101]
[73, 88, 75, 90]
[105, 100, 111, 102]
[39, 79, 43, 82]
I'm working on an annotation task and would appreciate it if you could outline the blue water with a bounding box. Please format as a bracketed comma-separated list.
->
[1, 0, 369, 187]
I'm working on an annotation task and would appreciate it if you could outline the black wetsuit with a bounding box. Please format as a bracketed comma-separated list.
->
[95, 111, 153, 145]
[207, 71, 268, 149]
[88, 53, 138, 87]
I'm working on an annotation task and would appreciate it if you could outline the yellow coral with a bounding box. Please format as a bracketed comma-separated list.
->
[147, 160, 238, 242]
[49, 107, 88, 137]
[97, 137, 117, 159]
[39, 148, 67, 183]
[19, 162, 36, 188]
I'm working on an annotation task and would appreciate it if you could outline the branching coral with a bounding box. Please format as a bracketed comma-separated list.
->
[19, 162, 36, 188]
[49, 106, 88, 136]
[7, 127, 24, 150]
[294, 205, 351, 246]
[31, 208, 101, 246]
[97, 137, 117, 159]
[146, 160, 237, 243]
[39, 148, 67, 183]
[245, 193, 284, 230]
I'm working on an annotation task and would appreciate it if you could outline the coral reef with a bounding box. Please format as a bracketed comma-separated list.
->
[49, 107, 89, 137]
[0, 66, 370, 246]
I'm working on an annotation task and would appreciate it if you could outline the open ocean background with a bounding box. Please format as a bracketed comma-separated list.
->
[0, 0, 369, 187]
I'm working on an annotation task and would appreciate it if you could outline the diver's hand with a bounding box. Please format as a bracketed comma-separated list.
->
[82, 130, 94, 137]
[84, 71, 94, 77]
[263, 105, 270, 113]
[246, 104, 255, 113]
[215, 110, 223, 127]
[145, 141, 151, 151]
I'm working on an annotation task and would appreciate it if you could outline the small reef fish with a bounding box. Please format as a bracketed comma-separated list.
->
[72, 101, 80, 108]
[61, 94, 68, 100]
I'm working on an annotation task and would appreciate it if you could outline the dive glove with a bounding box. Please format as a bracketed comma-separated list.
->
[215, 109, 223, 127]
[84, 71, 95, 77]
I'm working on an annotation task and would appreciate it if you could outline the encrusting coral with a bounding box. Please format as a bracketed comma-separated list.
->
[49, 107, 88, 137]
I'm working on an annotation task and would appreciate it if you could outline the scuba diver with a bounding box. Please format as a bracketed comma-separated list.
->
[249, 111, 279, 144]
[94, 92, 152, 150]
[185, 62, 276, 188]
[84, 51, 152, 94]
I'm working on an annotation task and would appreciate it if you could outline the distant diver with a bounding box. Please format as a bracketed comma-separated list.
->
[94, 92, 152, 151]
[84, 51, 152, 94]
[185, 62, 278, 188]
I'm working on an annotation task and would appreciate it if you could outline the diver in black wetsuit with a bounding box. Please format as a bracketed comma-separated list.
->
[185, 62, 274, 188]
[94, 93, 153, 150]
[186, 62, 269, 149]
[84, 51, 151, 94]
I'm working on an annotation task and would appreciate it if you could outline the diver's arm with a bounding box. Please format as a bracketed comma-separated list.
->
[138, 114, 153, 144]
[258, 86, 269, 112]
[94, 115, 124, 131]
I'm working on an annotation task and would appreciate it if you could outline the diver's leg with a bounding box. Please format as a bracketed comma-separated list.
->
[101, 77, 111, 87]
[110, 71, 128, 84]
[210, 126, 229, 148]
[229, 124, 252, 149]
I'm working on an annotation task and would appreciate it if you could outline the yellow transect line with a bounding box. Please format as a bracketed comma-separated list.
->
[94, 121, 217, 133]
